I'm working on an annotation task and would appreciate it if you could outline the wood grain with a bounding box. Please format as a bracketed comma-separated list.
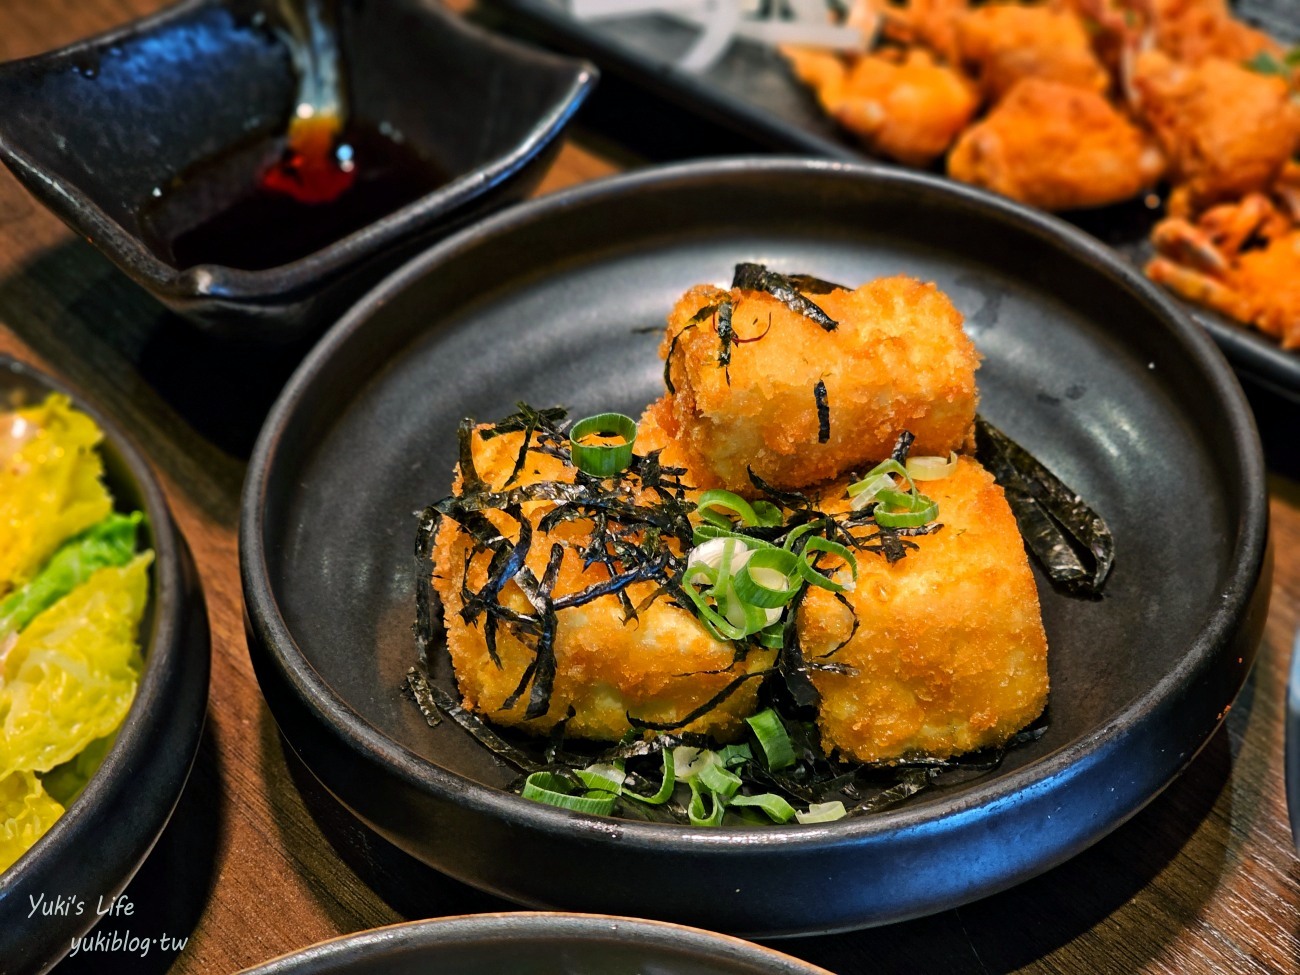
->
[1, 1, 1298, 972]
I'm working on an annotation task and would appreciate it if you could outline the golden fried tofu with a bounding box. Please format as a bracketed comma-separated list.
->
[658, 276, 979, 495]
[799, 456, 1049, 763]
[948, 79, 1165, 211]
[1133, 51, 1300, 210]
[432, 424, 775, 742]
[955, 3, 1111, 102]
[786, 48, 978, 166]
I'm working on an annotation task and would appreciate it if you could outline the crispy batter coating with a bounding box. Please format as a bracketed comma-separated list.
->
[948, 79, 1165, 211]
[1142, 0, 1281, 64]
[1132, 52, 1300, 209]
[657, 277, 979, 494]
[955, 3, 1110, 102]
[785, 47, 978, 166]
[799, 457, 1049, 762]
[432, 424, 775, 742]
[1148, 210, 1300, 349]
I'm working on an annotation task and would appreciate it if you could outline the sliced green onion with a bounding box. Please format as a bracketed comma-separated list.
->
[796, 800, 848, 824]
[623, 749, 675, 805]
[717, 743, 753, 768]
[693, 524, 779, 548]
[698, 763, 743, 800]
[753, 500, 783, 527]
[673, 746, 722, 782]
[569, 413, 636, 476]
[576, 763, 626, 795]
[521, 771, 617, 815]
[781, 522, 817, 551]
[717, 590, 773, 634]
[688, 779, 727, 827]
[746, 708, 796, 771]
[848, 473, 898, 511]
[685, 538, 783, 641]
[906, 451, 957, 481]
[681, 563, 748, 642]
[696, 489, 759, 529]
[797, 536, 858, 593]
[873, 489, 939, 529]
[729, 792, 796, 823]
[755, 623, 785, 649]
[849, 459, 911, 494]
[733, 548, 801, 608]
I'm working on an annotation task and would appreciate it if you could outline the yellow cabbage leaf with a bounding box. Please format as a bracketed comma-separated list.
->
[0, 553, 150, 778]
[0, 395, 113, 595]
[0, 770, 65, 872]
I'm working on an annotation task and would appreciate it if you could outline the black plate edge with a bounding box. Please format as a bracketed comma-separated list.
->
[238, 913, 835, 974]
[239, 157, 1270, 933]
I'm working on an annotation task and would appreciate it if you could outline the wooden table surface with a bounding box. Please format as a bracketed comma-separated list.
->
[5, 1, 1300, 972]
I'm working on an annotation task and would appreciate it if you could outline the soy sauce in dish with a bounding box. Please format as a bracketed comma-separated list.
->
[140, 116, 451, 272]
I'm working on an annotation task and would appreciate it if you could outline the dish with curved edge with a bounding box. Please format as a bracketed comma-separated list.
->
[238, 913, 834, 975]
[0, 357, 210, 975]
[241, 157, 1269, 936]
[0, 0, 596, 342]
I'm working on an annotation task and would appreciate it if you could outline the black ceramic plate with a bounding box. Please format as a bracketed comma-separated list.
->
[481, 0, 1300, 399]
[241, 158, 1269, 936]
[0, 0, 595, 342]
[0, 358, 210, 975]
[239, 913, 833, 974]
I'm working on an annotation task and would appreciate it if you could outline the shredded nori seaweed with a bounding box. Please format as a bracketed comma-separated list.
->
[784, 272, 848, 295]
[732, 263, 839, 331]
[717, 299, 735, 383]
[814, 379, 830, 444]
[975, 417, 1114, 596]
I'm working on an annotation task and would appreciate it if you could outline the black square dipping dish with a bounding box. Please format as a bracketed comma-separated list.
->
[0, 0, 595, 342]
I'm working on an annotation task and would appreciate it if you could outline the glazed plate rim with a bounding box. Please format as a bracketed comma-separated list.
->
[238, 912, 835, 974]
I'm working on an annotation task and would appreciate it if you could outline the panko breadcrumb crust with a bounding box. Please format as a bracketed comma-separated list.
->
[658, 276, 979, 495]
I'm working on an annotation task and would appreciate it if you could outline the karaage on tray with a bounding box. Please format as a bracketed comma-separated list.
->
[782, 0, 1300, 348]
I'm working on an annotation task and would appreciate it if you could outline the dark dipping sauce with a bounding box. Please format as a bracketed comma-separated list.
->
[140, 118, 450, 272]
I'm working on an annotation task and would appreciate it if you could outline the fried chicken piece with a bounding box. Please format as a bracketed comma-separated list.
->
[1235, 233, 1300, 348]
[1142, 0, 1281, 64]
[869, 0, 970, 64]
[800, 456, 1049, 763]
[955, 3, 1111, 102]
[1147, 202, 1300, 348]
[948, 79, 1164, 210]
[786, 47, 978, 165]
[1132, 51, 1300, 210]
[657, 276, 979, 495]
[432, 423, 775, 741]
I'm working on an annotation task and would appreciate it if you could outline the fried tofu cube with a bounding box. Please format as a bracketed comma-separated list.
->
[799, 456, 1049, 763]
[658, 276, 979, 495]
[432, 426, 774, 742]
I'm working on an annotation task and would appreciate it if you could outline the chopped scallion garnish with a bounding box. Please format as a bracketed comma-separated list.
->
[746, 708, 796, 771]
[568, 412, 637, 476]
[795, 800, 848, 824]
[729, 792, 797, 823]
[906, 452, 957, 481]
[521, 771, 618, 815]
